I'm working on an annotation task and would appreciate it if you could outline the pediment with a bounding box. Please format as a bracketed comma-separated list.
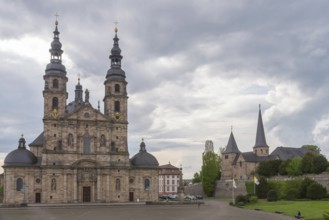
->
[65, 104, 107, 121]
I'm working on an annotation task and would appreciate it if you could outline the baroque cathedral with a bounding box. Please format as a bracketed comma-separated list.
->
[2, 20, 159, 205]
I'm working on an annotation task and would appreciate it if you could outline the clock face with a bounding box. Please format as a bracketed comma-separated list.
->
[51, 108, 59, 119]
[115, 112, 120, 121]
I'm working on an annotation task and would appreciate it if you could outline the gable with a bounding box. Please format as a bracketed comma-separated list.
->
[65, 104, 107, 121]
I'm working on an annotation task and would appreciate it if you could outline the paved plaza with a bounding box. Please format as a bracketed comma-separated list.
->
[0, 200, 293, 220]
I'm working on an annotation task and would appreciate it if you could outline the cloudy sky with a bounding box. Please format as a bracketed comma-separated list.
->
[1, 0, 329, 177]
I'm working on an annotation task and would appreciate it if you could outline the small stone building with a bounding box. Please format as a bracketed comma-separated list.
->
[2, 21, 159, 205]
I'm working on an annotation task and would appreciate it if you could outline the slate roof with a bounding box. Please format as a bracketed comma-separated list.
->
[4, 137, 38, 167]
[130, 141, 159, 168]
[159, 163, 181, 175]
[223, 131, 240, 154]
[29, 132, 44, 147]
[270, 147, 309, 160]
[254, 107, 269, 148]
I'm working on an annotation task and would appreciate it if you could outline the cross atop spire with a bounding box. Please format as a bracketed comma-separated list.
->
[54, 12, 59, 25]
[114, 20, 119, 33]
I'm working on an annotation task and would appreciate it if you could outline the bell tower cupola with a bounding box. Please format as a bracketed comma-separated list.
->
[103, 23, 129, 155]
[43, 17, 68, 119]
[103, 23, 128, 122]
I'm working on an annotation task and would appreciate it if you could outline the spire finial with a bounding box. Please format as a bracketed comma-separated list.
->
[98, 101, 100, 111]
[78, 73, 80, 84]
[21, 133, 24, 138]
[259, 104, 261, 110]
[114, 20, 119, 33]
[54, 12, 59, 25]
[142, 137, 144, 142]
[231, 125, 233, 132]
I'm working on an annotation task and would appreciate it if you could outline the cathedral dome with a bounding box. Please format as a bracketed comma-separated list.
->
[4, 136, 37, 166]
[130, 140, 159, 168]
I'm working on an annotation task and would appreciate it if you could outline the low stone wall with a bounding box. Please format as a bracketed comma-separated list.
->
[183, 183, 204, 196]
[215, 172, 329, 198]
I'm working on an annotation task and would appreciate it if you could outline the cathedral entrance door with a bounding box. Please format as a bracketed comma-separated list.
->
[35, 193, 41, 203]
[129, 192, 134, 202]
[83, 187, 91, 202]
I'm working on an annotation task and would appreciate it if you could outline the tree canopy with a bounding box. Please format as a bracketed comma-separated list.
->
[201, 151, 220, 197]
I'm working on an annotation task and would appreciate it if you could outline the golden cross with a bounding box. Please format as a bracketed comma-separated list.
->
[114, 20, 119, 33]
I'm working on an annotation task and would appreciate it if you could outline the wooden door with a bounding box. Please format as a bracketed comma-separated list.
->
[83, 187, 91, 202]
[35, 193, 41, 203]
[129, 192, 134, 202]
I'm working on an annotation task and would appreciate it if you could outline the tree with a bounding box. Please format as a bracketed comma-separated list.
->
[257, 160, 282, 177]
[313, 154, 328, 174]
[302, 145, 321, 154]
[301, 151, 315, 174]
[286, 157, 302, 176]
[201, 151, 220, 197]
[279, 159, 290, 175]
[192, 172, 201, 183]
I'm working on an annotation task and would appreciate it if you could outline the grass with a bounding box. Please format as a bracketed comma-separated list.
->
[245, 200, 329, 220]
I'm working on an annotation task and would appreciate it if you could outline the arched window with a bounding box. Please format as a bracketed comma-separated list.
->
[52, 97, 59, 109]
[144, 179, 150, 190]
[16, 178, 23, 191]
[68, 133, 74, 147]
[51, 178, 56, 191]
[115, 178, 121, 191]
[114, 101, 120, 112]
[114, 84, 120, 93]
[52, 79, 59, 88]
[100, 135, 106, 147]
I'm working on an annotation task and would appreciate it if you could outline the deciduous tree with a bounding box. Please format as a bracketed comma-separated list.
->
[201, 151, 220, 197]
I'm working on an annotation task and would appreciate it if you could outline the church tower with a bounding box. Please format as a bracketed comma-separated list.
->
[43, 19, 68, 120]
[253, 105, 269, 156]
[221, 130, 241, 179]
[103, 25, 128, 153]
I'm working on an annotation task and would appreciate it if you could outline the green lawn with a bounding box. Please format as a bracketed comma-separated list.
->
[245, 200, 329, 220]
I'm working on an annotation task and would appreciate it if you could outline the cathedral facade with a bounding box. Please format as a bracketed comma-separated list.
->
[2, 21, 159, 205]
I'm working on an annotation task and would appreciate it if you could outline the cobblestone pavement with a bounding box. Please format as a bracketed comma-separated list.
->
[0, 200, 293, 220]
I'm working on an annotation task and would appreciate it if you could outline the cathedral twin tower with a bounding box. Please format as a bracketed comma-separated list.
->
[3, 20, 159, 205]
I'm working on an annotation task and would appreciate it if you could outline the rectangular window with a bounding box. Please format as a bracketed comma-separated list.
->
[167, 180, 169, 184]
[83, 137, 91, 154]
[172, 175, 174, 178]
[167, 186, 169, 191]
[172, 186, 175, 191]
[172, 180, 175, 184]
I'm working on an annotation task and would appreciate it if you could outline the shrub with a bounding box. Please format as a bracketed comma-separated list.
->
[306, 183, 327, 200]
[245, 181, 254, 194]
[285, 188, 299, 200]
[249, 195, 258, 204]
[283, 179, 302, 199]
[300, 177, 316, 199]
[268, 180, 285, 199]
[255, 176, 270, 199]
[235, 194, 248, 206]
[267, 189, 278, 202]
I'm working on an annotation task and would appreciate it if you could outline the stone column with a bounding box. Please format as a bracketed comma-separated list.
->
[63, 172, 67, 203]
[97, 169, 101, 202]
[73, 169, 78, 202]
